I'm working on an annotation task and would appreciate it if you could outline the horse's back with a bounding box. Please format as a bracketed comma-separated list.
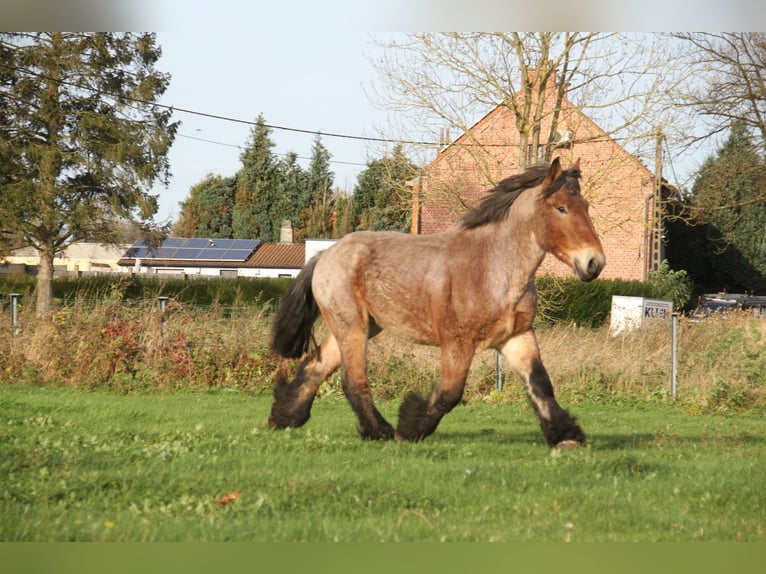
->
[312, 230, 448, 344]
[315, 230, 446, 279]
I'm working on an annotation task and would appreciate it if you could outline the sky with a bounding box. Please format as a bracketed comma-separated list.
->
[149, 27, 399, 223]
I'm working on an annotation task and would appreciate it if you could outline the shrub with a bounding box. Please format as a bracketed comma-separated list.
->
[536, 260, 694, 328]
[50, 275, 291, 307]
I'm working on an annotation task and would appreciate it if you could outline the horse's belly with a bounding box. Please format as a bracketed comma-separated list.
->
[369, 305, 440, 346]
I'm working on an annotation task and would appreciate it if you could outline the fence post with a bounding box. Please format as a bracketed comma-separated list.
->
[10, 293, 20, 335]
[670, 312, 678, 398]
[495, 351, 504, 391]
[158, 296, 169, 347]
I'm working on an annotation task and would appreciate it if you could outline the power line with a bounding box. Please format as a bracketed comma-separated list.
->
[0, 59, 649, 156]
[176, 133, 369, 167]
[169, 105, 437, 147]
[0, 60, 439, 148]
[662, 135, 689, 194]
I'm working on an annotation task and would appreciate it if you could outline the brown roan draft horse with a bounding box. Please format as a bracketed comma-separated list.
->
[269, 158, 605, 448]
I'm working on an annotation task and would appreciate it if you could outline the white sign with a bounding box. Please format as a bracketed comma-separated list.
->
[610, 296, 673, 336]
[642, 299, 673, 320]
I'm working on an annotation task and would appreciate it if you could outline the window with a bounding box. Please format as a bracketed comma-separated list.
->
[527, 144, 545, 164]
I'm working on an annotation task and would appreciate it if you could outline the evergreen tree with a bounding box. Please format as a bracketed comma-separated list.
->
[333, 194, 355, 238]
[173, 174, 235, 238]
[270, 151, 308, 238]
[681, 121, 766, 292]
[0, 33, 177, 315]
[233, 115, 278, 241]
[353, 145, 418, 232]
[306, 134, 334, 206]
[298, 134, 336, 239]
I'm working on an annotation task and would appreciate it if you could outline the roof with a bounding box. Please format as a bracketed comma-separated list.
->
[118, 241, 305, 269]
[9, 243, 130, 260]
[123, 237, 260, 261]
[241, 243, 305, 269]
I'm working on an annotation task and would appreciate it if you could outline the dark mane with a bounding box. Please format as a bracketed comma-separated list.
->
[457, 162, 581, 230]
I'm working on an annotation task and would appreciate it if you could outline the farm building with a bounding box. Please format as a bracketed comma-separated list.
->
[2, 237, 321, 280]
[410, 70, 663, 282]
[116, 237, 308, 278]
[0, 243, 130, 277]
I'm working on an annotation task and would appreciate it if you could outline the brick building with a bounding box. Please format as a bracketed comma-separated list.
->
[410, 73, 662, 282]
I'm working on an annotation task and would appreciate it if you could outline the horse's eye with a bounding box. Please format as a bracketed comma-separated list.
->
[556, 206, 568, 215]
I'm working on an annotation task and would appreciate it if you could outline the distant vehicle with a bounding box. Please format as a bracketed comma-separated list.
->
[691, 293, 766, 320]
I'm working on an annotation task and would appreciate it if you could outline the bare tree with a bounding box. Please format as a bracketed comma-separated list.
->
[368, 32, 695, 261]
[370, 33, 691, 179]
[674, 33, 766, 153]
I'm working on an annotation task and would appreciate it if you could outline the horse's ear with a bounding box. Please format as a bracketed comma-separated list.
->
[572, 158, 581, 171]
[547, 157, 563, 182]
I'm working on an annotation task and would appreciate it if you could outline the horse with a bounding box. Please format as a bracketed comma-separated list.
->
[268, 158, 605, 448]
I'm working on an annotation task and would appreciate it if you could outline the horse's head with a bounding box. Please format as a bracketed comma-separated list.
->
[540, 158, 605, 282]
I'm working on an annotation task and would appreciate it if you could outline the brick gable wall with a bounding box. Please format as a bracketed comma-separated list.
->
[413, 92, 657, 282]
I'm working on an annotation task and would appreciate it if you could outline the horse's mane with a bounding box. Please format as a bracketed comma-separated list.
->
[457, 162, 581, 230]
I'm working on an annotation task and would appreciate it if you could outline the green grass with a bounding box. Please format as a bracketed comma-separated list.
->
[1, 384, 765, 542]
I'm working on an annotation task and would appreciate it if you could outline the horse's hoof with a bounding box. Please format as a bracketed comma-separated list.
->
[555, 439, 582, 450]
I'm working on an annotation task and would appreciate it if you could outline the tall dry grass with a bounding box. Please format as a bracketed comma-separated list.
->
[1, 299, 764, 414]
[1, 298, 278, 392]
[537, 313, 766, 413]
[341, 312, 766, 414]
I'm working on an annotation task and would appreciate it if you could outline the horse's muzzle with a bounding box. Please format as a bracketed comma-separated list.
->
[573, 250, 606, 282]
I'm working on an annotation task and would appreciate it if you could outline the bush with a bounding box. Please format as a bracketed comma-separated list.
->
[536, 260, 694, 328]
[1, 274, 292, 313]
[51, 275, 291, 307]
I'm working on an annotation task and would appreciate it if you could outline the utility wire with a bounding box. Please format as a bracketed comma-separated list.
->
[169, 105, 438, 147]
[176, 133, 369, 167]
[662, 136, 688, 195]
[0, 60, 439, 148]
[0, 60, 646, 153]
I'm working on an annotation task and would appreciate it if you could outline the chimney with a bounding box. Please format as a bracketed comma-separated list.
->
[523, 61, 557, 90]
[279, 220, 294, 244]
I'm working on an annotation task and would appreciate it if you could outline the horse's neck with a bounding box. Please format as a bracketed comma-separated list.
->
[453, 221, 546, 282]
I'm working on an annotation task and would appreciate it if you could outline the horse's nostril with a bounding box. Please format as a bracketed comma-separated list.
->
[575, 253, 604, 282]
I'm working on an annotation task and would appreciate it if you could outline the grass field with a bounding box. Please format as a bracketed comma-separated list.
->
[1, 384, 764, 542]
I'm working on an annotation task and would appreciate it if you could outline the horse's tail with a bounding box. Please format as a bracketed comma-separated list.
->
[270, 255, 321, 359]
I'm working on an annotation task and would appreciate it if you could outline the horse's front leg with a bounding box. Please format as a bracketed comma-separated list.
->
[500, 330, 585, 448]
[396, 344, 473, 441]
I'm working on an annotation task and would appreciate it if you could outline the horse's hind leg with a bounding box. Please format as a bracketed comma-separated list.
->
[340, 368, 394, 440]
[269, 336, 341, 429]
[500, 330, 585, 447]
[337, 328, 395, 440]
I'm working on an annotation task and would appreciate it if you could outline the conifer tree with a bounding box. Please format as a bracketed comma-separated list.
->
[298, 134, 336, 239]
[173, 174, 236, 238]
[233, 115, 278, 240]
[353, 145, 418, 232]
[269, 152, 309, 240]
[690, 121, 766, 291]
[0, 33, 177, 315]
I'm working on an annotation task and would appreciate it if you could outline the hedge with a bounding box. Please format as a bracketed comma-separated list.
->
[2, 261, 692, 328]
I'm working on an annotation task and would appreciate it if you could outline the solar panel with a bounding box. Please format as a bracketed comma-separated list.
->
[173, 248, 200, 259]
[222, 249, 253, 260]
[201, 248, 227, 259]
[185, 238, 209, 249]
[123, 238, 260, 262]
[231, 239, 256, 250]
